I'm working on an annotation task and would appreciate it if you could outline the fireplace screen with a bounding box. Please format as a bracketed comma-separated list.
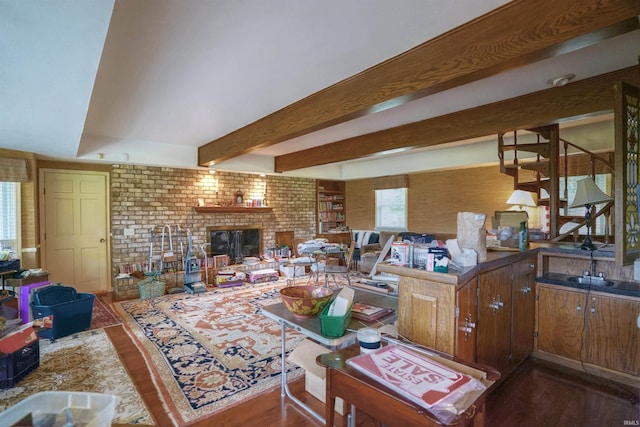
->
[208, 227, 261, 264]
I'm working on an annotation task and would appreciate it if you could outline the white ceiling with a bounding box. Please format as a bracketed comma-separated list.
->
[1, 1, 638, 180]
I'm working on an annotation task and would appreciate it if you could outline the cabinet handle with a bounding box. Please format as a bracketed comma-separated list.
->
[576, 304, 582, 313]
[462, 315, 475, 341]
[590, 297, 597, 314]
[490, 295, 504, 313]
[521, 286, 532, 295]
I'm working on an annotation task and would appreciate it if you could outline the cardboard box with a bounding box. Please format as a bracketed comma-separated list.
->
[427, 247, 448, 273]
[389, 242, 410, 266]
[492, 211, 528, 248]
[247, 268, 279, 283]
[288, 339, 348, 415]
[279, 264, 305, 278]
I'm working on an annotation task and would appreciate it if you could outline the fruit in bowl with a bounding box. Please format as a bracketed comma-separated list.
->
[280, 286, 333, 318]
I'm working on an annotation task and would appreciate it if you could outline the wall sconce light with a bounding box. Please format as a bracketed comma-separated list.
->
[208, 165, 216, 174]
[506, 190, 537, 211]
[569, 177, 613, 251]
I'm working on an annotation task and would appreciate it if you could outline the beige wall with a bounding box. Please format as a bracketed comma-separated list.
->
[346, 165, 518, 236]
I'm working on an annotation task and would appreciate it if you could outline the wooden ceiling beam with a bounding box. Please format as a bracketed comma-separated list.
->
[274, 65, 640, 172]
[198, 0, 640, 167]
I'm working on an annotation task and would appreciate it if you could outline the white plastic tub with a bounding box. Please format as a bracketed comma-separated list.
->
[0, 391, 117, 427]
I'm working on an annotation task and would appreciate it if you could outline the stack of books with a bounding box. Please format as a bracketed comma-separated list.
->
[351, 302, 395, 322]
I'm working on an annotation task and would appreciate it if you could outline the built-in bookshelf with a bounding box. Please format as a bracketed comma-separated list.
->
[317, 179, 346, 234]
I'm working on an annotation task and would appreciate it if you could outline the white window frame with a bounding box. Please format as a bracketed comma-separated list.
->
[375, 187, 408, 232]
[0, 182, 21, 253]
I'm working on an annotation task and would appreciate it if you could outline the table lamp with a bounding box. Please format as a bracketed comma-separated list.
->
[569, 178, 613, 251]
[506, 190, 537, 211]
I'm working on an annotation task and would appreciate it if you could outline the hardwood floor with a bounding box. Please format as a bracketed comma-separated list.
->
[485, 358, 639, 427]
[106, 319, 639, 427]
[100, 290, 639, 427]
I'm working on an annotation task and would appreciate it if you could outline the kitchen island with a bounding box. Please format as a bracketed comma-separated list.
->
[376, 242, 640, 386]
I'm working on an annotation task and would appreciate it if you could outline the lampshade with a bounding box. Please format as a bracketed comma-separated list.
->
[506, 190, 537, 208]
[569, 178, 613, 208]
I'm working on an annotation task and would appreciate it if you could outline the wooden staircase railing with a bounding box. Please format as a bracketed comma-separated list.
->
[498, 124, 614, 243]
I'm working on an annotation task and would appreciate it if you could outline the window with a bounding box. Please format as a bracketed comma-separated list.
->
[0, 182, 20, 252]
[560, 174, 611, 235]
[375, 188, 407, 231]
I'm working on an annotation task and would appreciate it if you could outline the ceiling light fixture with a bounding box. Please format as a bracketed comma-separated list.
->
[547, 73, 576, 88]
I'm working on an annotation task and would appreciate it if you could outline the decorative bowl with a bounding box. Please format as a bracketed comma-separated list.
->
[279, 286, 333, 318]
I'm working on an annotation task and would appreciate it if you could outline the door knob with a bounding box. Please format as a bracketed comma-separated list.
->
[100, 238, 106, 243]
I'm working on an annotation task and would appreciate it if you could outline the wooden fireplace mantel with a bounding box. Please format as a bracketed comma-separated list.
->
[193, 206, 273, 213]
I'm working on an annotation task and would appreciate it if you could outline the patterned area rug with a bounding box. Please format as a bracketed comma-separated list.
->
[114, 280, 306, 426]
[0, 328, 154, 425]
[90, 294, 122, 329]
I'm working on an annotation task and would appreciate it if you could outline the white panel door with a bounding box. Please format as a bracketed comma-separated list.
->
[40, 170, 110, 293]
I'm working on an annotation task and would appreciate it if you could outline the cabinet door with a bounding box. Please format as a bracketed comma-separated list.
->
[455, 279, 477, 364]
[397, 276, 456, 355]
[588, 294, 640, 376]
[536, 285, 586, 361]
[511, 257, 536, 368]
[477, 265, 512, 374]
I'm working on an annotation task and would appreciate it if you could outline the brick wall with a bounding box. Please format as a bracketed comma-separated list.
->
[111, 164, 316, 277]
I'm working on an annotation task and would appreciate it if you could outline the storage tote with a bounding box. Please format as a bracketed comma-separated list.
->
[0, 391, 117, 427]
[30, 285, 95, 340]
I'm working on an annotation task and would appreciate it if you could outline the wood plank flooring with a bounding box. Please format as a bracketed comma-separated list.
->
[106, 321, 639, 426]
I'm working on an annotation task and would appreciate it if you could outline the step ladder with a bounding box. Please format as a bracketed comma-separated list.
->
[148, 225, 177, 274]
[183, 228, 206, 294]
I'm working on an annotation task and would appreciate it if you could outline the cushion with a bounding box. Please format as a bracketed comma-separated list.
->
[351, 230, 380, 249]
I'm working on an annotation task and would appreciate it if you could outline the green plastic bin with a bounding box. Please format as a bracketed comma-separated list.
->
[319, 301, 352, 337]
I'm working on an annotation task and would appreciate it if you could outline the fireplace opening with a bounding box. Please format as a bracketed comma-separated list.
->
[207, 225, 262, 264]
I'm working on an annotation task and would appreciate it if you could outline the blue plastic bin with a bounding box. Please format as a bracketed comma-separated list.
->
[30, 285, 95, 340]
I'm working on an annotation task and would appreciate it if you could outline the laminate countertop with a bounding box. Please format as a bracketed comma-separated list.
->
[376, 242, 640, 298]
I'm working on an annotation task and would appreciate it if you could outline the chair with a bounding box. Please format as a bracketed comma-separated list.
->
[289, 238, 316, 285]
[323, 241, 355, 287]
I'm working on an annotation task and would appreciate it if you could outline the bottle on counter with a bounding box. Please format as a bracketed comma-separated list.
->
[518, 221, 528, 251]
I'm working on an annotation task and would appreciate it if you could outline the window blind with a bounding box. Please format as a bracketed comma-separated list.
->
[372, 174, 408, 190]
[0, 158, 29, 182]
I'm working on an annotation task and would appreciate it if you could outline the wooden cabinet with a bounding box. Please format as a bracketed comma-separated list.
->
[317, 180, 346, 234]
[536, 285, 585, 361]
[396, 274, 477, 362]
[477, 264, 512, 375]
[397, 276, 456, 355]
[454, 279, 477, 364]
[537, 283, 640, 376]
[477, 256, 537, 376]
[588, 293, 640, 376]
[510, 256, 536, 369]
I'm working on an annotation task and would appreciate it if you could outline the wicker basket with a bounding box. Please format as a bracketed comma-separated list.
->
[138, 276, 166, 300]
